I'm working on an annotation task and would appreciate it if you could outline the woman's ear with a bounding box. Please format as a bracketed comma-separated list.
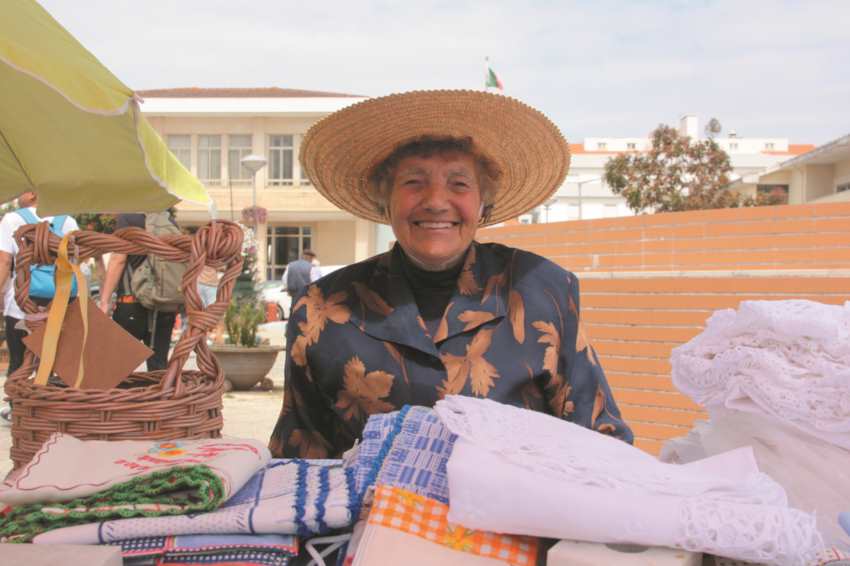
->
[479, 204, 494, 225]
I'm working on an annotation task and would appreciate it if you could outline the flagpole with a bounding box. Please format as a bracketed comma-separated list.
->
[484, 56, 490, 91]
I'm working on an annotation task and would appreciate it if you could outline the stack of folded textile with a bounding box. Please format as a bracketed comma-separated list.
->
[342, 406, 539, 566]
[340, 398, 828, 566]
[0, 434, 361, 565]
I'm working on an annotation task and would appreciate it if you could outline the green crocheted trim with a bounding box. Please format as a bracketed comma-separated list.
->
[0, 465, 225, 543]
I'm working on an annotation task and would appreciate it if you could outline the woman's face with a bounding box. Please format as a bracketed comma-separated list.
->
[388, 152, 482, 271]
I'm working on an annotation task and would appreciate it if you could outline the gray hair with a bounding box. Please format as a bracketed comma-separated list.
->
[367, 136, 501, 223]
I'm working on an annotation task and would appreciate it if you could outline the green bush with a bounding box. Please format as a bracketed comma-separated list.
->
[224, 300, 265, 347]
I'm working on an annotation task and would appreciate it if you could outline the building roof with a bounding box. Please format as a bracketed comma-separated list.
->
[764, 144, 816, 156]
[570, 142, 813, 156]
[136, 87, 364, 99]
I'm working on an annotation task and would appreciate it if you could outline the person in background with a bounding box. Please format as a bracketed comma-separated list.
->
[197, 265, 219, 309]
[0, 191, 79, 422]
[97, 213, 177, 371]
[283, 249, 318, 299]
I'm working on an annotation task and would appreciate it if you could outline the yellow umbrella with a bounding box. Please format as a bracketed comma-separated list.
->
[0, 0, 210, 214]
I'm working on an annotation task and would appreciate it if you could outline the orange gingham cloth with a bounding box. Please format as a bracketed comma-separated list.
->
[367, 484, 538, 566]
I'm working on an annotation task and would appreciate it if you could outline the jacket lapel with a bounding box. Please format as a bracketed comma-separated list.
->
[348, 243, 508, 355]
[349, 247, 440, 357]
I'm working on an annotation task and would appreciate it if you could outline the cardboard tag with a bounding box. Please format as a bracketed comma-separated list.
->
[23, 301, 153, 390]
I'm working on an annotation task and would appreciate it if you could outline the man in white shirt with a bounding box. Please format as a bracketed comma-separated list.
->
[0, 191, 79, 378]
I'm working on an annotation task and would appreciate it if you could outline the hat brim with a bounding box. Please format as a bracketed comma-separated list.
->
[300, 89, 570, 226]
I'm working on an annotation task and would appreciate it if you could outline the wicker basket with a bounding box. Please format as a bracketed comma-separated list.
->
[3, 219, 244, 470]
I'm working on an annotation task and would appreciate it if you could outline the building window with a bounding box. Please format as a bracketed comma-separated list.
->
[268, 135, 294, 186]
[197, 135, 222, 185]
[167, 135, 191, 170]
[626, 142, 636, 150]
[729, 142, 738, 151]
[765, 142, 775, 150]
[757, 184, 789, 204]
[267, 225, 311, 280]
[228, 134, 252, 184]
[837, 182, 850, 193]
[597, 142, 607, 150]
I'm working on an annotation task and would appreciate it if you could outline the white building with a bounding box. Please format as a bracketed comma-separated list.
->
[729, 133, 850, 205]
[524, 115, 813, 224]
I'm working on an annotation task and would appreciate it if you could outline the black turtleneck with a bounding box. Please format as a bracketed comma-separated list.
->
[398, 248, 465, 340]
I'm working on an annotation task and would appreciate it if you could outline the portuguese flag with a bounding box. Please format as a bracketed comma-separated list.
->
[485, 59, 504, 91]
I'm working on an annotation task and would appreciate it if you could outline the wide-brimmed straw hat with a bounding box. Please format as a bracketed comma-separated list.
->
[300, 89, 570, 226]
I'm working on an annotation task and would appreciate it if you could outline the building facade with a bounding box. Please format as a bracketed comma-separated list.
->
[729, 134, 850, 206]
[139, 88, 372, 281]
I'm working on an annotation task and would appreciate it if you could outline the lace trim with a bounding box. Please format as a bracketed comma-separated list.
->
[677, 498, 822, 566]
[671, 300, 850, 445]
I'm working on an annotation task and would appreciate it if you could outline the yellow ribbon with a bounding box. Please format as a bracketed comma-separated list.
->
[34, 234, 89, 388]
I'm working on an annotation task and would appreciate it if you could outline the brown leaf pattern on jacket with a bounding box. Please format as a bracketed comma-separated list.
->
[433, 302, 453, 343]
[458, 309, 496, 332]
[288, 429, 330, 459]
[508, 289, 526, 344]
[353, 281, 394, 316]
[481, 273, 505, 305]
[416, 315, 430, 337]
[296, 286, 351, 345]
[291, 335, 308, 368]
[439, 328, 500, 397]
[335, 356, 395, 421]
[591, 386, 606, 428]
[457, 245, 481, 295]
[533, 320, 573, 417]
[383, 341, 409, 385]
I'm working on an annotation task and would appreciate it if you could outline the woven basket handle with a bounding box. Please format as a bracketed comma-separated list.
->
[11, 219, 244, 397]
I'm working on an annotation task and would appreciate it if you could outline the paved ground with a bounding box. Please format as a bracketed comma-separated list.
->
[0, 321, 288, 478]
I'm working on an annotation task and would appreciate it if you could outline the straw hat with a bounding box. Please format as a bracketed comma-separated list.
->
[299, 89, 570, 226]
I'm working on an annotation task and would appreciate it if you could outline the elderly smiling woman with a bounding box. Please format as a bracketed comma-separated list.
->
[269, 90, 632, 459]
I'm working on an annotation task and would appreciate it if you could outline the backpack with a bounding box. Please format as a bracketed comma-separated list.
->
[125, 211, 186, 312]
[15, 208, 78, 299]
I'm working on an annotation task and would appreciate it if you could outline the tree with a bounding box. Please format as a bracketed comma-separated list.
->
[604, 124, 761, 214]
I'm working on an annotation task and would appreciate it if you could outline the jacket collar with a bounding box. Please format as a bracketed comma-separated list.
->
[349, 242, 507, 356]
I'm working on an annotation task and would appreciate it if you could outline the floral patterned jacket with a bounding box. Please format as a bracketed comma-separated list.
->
[269, 241, 633, 458]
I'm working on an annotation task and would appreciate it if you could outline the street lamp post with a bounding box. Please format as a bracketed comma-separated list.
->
[574, 176, 602, 220]
[240, 154, 267, 232]
[543, 197, 558, 223]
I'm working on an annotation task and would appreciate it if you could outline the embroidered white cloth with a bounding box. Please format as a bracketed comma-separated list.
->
[435, 395, 822, 566]
[0, 434, 270, 505]
[671, 300, 850, 449]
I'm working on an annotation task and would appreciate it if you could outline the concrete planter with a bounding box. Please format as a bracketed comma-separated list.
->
[209, 345, 283, 391]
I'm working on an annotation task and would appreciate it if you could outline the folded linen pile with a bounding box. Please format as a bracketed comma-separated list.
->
[435, 395, 823, 566]
[671, 300, 850, 449]
[667, 299, 850, 548]
[343, 406, 539, 566]
[0, 434, 270, 543]
[34, 457, 357, 544]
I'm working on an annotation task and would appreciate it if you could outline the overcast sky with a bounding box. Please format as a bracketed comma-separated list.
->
[38, 0, 848, 145]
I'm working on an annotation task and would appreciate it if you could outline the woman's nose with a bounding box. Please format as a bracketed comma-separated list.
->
[420, 181, 450, 211]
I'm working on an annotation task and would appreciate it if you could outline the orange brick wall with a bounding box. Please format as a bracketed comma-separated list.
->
[479, 201, 850, 272]
[478, 203, 850, 454]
